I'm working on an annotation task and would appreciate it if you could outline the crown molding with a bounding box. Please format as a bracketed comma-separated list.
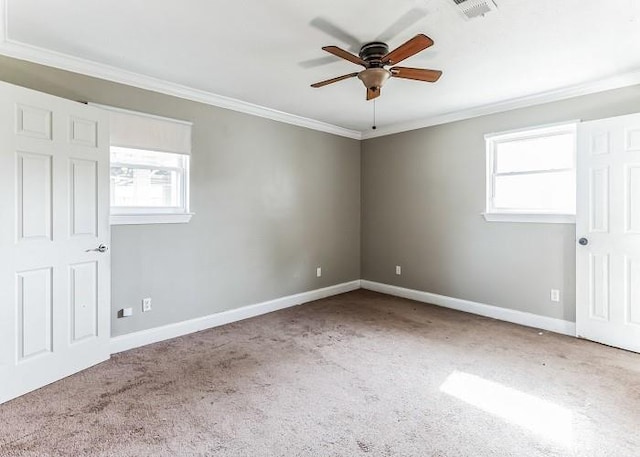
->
[0, 39, 362, 140]
[361, 68, 640, 139]
[2, 0, 639, 142]
[0, 1, 361, 140]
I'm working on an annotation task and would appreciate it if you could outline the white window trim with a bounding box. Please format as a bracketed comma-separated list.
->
[111, 213, 194, 225]
[484, 120, 579, 224]
[482, 212, 575, 224]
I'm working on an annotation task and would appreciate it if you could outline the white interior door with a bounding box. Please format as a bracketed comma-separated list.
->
[0, 81, 111, 404]
[577, 112, 640, 353]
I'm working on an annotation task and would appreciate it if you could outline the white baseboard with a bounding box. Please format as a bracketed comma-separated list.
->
[360, 280, 576, 337]
[110, 280, 361, 354]
[111, 279, 576, 354]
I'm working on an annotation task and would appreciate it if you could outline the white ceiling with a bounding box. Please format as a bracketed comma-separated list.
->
[3, 0, 640, 137]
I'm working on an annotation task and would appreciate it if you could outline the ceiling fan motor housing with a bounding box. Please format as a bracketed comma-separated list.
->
[358, 42, 392, 90]
[359, 42, 389, 66]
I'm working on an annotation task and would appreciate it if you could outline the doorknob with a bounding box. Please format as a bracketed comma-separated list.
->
[86, 244, 108, 253]
[578, 237, 589, 246]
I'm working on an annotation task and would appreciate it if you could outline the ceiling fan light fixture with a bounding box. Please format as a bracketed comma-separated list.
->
[310, 34, 441, 101]
[357, 68, 391, 90]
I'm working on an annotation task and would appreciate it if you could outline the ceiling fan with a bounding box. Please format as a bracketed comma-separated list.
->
[310, 34, 442, 100]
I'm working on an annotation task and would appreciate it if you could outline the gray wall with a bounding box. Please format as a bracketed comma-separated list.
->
[3, 54, 640, 332]
[362, 84, 640, 322]
[0, 56, 361, 337]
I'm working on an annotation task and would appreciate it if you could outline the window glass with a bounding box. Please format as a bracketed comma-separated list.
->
[495, 133, 575, 173]
[493, 171, 576, 213]
[110, 147, 188, 212]
[111, 166, 182, 208]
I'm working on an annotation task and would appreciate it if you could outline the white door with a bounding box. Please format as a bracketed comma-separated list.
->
[577, 113, 640, 353]
[0, 81, 111, 404]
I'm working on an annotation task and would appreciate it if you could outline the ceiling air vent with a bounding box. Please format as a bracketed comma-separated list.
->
[452, 0, 498, 19]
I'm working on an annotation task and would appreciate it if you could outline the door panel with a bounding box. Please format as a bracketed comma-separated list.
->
[70, 159, 98, 237]
[0, 81, 110, 404]
[17, 267, 53, 360]
[17, 152, 53, 242]
[577, 113, 640, 352]
[588, 131, 610, 155]
[589, 167, 609, 232]
[626, 128, 640, 151]
[626, 165, 640, 233]
[16, 104, 52, 140]
[70, 261, 98, 343]
[625, 257, 640, 326]
[588, 253, 610, 321]
[69, 116, 98, 147]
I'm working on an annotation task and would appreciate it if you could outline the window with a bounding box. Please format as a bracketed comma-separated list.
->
[96, 105, 193, 225]
[110, 147, 189, 212]
[484, 122, 578, 223]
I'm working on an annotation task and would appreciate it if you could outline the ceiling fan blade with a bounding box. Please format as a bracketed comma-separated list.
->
[311, 72, 359, 88]
[381, 34, 434, 66]
[390, 67, 442, 82]
[367, 87, 381, 101]
[310, 18, 361, 52]
[322, 46, 368, 67]
[376, 8, 428, 43]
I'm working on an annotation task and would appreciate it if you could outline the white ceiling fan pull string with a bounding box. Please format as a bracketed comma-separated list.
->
[372, 99, 377, 130]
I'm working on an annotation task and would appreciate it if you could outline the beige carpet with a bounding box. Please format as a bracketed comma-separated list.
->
[1, 290, 639, 457]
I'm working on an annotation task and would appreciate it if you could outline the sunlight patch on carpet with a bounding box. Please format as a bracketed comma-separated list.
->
[440, 371, 574, 447]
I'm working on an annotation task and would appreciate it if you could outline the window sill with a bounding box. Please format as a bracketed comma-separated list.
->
[110, 213, 194, 225]
[482, 213, 575, 224]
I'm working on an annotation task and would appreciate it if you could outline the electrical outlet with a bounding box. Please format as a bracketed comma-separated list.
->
[395, 265, 402, 275]
[142, 297, 152, 312]
[316, 267, 322, 278]
[550, 289, 560, 303]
